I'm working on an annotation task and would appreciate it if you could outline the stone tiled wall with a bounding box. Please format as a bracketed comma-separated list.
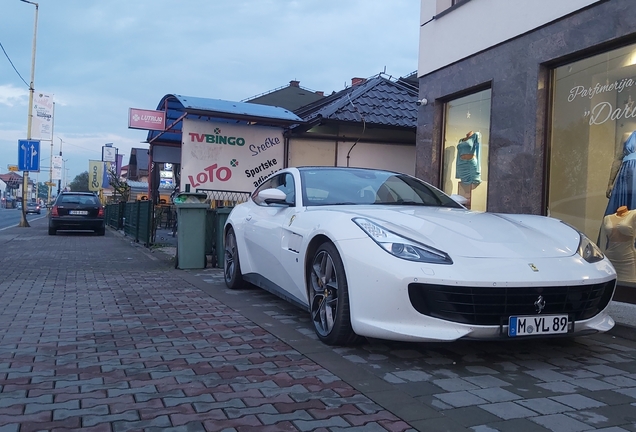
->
[417, 0, 636, 214]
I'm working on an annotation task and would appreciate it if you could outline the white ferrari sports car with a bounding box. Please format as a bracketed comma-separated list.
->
[223, 167, 616, 345]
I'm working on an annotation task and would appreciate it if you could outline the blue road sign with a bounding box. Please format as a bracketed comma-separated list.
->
[18, 139, 40, 172]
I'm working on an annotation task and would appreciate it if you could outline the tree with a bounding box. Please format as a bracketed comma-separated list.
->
[36, 182, 51, 201]
[69, 171, 90, 192]
[106, 165, 130, 202]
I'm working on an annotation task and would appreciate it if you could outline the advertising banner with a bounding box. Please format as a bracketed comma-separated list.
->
[52, 155, 63, 180]
[181, 119, 284, 193]
[88, 160, 104, 191]
[31, 93, 54, 140]
[128, 108, 166, 131]
[115, 153, 123, 177]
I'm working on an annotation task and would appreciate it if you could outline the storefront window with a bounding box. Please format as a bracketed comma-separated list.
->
[442, 89, 491, 211]
[550, 44, 636, 286]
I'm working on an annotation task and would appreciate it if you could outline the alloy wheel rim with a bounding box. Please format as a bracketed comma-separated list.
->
[310, 250, 338, 336]
[224, 233, 237, 282]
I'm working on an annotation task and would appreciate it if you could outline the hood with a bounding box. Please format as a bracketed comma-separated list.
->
[320, 206, 580, 259]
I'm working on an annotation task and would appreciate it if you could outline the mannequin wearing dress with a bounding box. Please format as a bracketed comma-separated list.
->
[455, 131, 481, 208]
[605, 130, 636, 215]
[599, 205, 636, 283]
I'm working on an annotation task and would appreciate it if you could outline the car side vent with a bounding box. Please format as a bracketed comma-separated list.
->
[286, 232, 302, 253]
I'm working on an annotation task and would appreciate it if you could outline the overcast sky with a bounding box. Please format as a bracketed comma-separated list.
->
[0, 0, 419, 188]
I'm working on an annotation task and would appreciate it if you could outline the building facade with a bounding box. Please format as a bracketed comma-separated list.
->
[417, 0, 636, 291]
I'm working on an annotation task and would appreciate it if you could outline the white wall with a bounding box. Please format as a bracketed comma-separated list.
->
[288, 139, 416, 175]
[419, 0, 602, 76]
[337, 142, 415, 175]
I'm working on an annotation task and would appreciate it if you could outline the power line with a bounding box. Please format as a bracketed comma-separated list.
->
[0, 41, 29, 88]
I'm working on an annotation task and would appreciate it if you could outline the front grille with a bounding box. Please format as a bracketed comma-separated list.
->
[408, 280, 616, 325]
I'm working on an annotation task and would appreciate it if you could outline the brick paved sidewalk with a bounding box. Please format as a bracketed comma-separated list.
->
[0, 219, 414, 432]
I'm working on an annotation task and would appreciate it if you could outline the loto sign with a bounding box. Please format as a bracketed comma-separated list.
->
[181, 119, 284, 193]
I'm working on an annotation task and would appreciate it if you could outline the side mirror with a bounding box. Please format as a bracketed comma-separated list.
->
[258, 188, 290, 205]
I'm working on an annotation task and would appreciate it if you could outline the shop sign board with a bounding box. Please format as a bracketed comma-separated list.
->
[181, 118, 284, 193]
[128, 108, 166, 131]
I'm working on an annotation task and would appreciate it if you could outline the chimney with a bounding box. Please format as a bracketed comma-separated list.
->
[351, 77, 366, 86]
[315, 91, 324, 96]
[290, 80, 300, 87]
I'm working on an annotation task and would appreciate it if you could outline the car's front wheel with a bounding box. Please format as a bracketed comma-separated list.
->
[309, 242, 362, 346]
[224, 227, 245, 289]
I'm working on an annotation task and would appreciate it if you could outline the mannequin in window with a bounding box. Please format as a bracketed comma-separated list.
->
[455, 131, 481, 208]
[605, 130, 636, 216]
[599, 205, 636, 282]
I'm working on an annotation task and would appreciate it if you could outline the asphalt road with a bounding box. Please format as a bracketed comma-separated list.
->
[1, 218, 635, 431]
[0, 206, 44, 231]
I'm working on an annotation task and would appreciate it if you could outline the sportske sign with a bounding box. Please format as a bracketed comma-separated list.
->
[128, 108, 166, 131]
[181, 118, 284, 193]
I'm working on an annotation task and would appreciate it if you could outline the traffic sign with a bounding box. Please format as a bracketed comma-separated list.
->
[7, 164, 19, 172]
[45, 181, 56, 186]
[17, 139, 40, 172]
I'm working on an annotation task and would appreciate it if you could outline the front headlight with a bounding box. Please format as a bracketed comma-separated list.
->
[353, 217, 452, 264]
[577, 233, 604, 263]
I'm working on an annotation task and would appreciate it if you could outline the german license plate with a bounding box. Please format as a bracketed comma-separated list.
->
[508, 314, 569, 337]
[69, 210, 88, 215]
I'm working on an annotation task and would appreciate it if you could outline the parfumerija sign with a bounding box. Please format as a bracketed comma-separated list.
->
[181, 119, 284, 193]
[568, 78, 636, 126]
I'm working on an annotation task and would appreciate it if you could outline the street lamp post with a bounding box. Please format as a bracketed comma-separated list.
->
[19, 0, 39, 228]
[62, 159, 68, 191]
[57, 138, 63, 194]
[48, 102, 54, 207]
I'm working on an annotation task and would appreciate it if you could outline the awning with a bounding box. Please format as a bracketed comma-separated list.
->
[146, 94, 303, 146]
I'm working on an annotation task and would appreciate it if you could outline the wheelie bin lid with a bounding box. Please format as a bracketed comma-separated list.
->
[174, 193, 208, 204]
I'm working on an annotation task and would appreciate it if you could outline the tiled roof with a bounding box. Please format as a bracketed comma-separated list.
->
[0, 172, 24, 188]
[294, 74, 418, 129]
[244, 81, 326, 111]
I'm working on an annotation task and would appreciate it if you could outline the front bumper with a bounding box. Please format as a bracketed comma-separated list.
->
[336, 237, 617, 342]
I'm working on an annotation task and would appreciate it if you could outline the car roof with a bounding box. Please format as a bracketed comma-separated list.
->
[59, 192, 96, 195]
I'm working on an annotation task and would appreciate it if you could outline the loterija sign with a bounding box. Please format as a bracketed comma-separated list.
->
[128, 108, 166, 131]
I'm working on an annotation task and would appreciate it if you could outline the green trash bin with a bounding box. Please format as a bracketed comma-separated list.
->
[214, 207, 233, 268]
[174, 193, 209, 269]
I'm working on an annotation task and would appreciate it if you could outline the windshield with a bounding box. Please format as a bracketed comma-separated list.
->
[300, 168, 462, 208]
[59, 195, 100, 205]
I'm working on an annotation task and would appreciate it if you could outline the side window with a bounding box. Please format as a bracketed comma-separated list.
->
[251, 176, 279, 205]
[252, 173, 296, 206]
[277, 173, 295, 205]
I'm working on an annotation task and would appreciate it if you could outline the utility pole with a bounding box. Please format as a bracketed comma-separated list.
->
[19, 0, 39, 228]
[48, 102, 54, 207]
[57, 137, 63, 194]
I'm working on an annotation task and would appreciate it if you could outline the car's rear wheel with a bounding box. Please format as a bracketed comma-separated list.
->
[96, 227, 105, 236]
[224, 227, 245, 289]
[48, 226, 56, 235]
[309, 242, 362, 346]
